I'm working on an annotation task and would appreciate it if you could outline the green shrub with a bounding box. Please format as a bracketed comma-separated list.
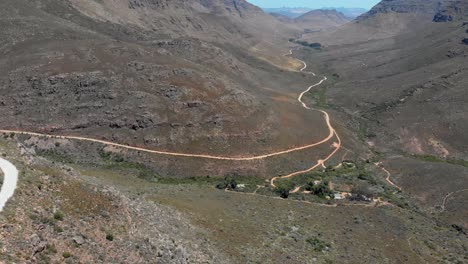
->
[46, 244, 57, 254]
[306, 237, 331, 252]
[53, 211, 64, 221]
[215, 177, 237, 190]
[54, 226, 64, 233]
[106, 233, 114, 241]
[62, 252, 72, 258]
[307, 181, 332, 198]
[274, 180, 295, 199]
[290, 39, 322, 49]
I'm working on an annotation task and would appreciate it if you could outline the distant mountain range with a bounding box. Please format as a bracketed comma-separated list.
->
[271, 9, 351, 31]
[263, 7, 368, 19]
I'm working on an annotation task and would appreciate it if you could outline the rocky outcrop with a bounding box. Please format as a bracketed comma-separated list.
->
[295, 9, 348, 23]
[434, 0, 468, 22]
[359, 0, 468, 23]
[357, 0, 440, 21]
[292, 9, 350, 30]
[0, 150, 229, 263]
[433, 13, 454, 22]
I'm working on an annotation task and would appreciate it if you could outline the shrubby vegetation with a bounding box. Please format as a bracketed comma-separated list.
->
[289, 38, 322, 49]
[106, 233, 114, 241]
[36, 149, 75, 164]
[306, 236, 331, 252]
[409, 154, 468, 168]
[306, 180, 333, 199]
[53, 211, 64, 221]
[215, 176, 237, 190]
[274, 180, 295, 198]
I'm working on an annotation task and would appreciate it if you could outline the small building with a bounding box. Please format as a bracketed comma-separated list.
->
[333, 193, 343, 200]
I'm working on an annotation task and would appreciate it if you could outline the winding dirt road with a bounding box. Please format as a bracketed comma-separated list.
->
[440, 188, 468, 212]
[0, 127, 335, 161]
[0, 46, 341, 203]
[374, 162, 402, 191]
[270, 51, 340, 189]
[0, 51, 335, 162]
[0, 158, 18, 212]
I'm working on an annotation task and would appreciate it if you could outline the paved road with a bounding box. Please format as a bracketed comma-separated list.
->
[0, 158, 18, 212]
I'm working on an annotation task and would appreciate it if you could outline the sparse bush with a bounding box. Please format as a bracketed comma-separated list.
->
[451, 224, 465, 234]
[288, 39, 322, 49]
[106, 233, 114, 241]
[53, 211, 64, 221]
[114, 155, 125, 163]
[352, 182, 374, 199]
[306, 237, 331, 252]
[215, 176, 237, 190]
[54, 226, 64, 233]
[274, 180, 295, 199]
[306, 181, 332, 198]
[62, 252, 72, 258]
[41, 216, 56, 226]
[46, 244, 57, 254]
[99, 149, 112, 160]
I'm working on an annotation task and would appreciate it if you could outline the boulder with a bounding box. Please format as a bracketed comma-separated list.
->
[72, 235, 85, 245]
[433, 13, 453, 22]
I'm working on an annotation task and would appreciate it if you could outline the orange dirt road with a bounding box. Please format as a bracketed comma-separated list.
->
[270, 50, 341, 189]
[0, 46, 340, 191]
[0, 52, 335, 162]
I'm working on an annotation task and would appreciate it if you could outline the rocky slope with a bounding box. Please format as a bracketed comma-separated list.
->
[434, 0, 468, 21]
[29, 0, 294, 47]
[270, 9, 350, 33]
[303, 0, 445, 45]
[0, 0, 331, 179]
[357, 0, 440, 20]
[0, 138, 230, 263]
[1, 0, 468, 262]
[297, 0, 468, 229]
[294, 10, 350, 30]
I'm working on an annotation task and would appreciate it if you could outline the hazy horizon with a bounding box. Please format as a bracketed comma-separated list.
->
[247, 0, 380, 9]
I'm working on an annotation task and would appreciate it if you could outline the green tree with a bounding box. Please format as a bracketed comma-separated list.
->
[308, 181, 332, 198]
[215, 176, 237, 190]
[274, 180, 295, 199]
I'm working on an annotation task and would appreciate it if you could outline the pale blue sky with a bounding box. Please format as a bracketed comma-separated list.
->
[247, 0, 380, 9]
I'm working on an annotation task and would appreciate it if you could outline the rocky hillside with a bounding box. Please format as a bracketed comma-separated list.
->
[434, 0, 468, 21]
[29, 0, 292, 46]
[0, 0, 328, 179]
[358, 0, 468, 23]
[298, 0, 468, 229]
[272, 9, 350, 32]
[357, 0, 440, 20]
[295, 9, 350, 29]
[303, 0, 467, 45]
[0, 137, 231, 263]
[2, 0, 468, 263]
